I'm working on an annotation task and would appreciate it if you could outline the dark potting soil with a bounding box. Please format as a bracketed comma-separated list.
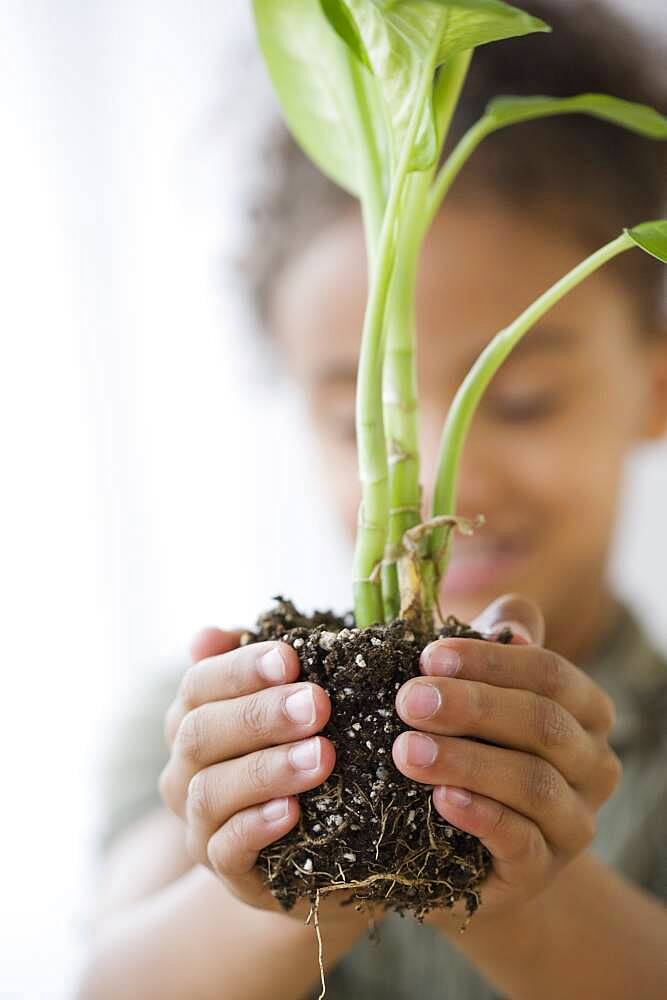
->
[241, 598, 511, 921]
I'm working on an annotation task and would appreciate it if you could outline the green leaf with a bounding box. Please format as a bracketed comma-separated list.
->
[626, 221, 667, 263]
[323, 0, 549, 171]
[320, 0, 372, 69]
[485, 93, 667, 139]
[252, 0, 386, 196]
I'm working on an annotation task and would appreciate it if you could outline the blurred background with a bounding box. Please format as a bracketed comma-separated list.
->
[0, 1, 664, 996]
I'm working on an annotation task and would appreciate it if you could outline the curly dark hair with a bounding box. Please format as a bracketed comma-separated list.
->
[231, 0, 665, 331]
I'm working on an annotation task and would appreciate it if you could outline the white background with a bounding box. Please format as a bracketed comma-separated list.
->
[0, 2, 664, 997]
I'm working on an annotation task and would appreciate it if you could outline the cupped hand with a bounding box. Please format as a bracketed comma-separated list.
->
[392, 595, 622, 916]
[159, 628, 344, 919]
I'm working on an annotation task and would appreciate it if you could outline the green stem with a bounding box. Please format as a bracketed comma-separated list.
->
[380, 52, 474, 624]
[381, 180, 424, 622]
[348, 53, 387, 270]
[353, 30, 444, 628]
[433, 50, 474, 152]
[429, 231, 634, 580]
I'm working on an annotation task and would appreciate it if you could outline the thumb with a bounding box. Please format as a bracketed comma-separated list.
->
[471, 593, 545, 647]
[189, 627, 243, 664]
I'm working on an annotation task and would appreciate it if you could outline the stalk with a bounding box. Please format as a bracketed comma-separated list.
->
[348, 53, 387, 268]
[429, 231, 634, 581]
[380, 182, 423, 623]
[381, 52, 474, 625]
[353, 30, 445, 628]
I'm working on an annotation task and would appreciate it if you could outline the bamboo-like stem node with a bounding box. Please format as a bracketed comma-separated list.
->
[398, 515, 484, 627]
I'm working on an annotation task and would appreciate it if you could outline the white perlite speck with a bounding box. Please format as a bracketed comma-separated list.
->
[355, 654, 366, 668]
[292, 637, 304, 649]
[343, 851, 356, 862]
[319, 631, 336, 651]
[407, 810, 416, 825]
[371, 637, 382, 647]
[302, 857, 313, 873]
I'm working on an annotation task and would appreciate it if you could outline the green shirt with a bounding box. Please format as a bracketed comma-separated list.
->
[100, 606, 667, 999]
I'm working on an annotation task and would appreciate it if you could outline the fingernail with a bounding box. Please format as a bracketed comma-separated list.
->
[258, 646, 286, 683]
[262, 797, 290, 822]
[421, 643, 461, 677]
[284, 687, 316, 725]
[289, 738, 321, 771]
[492, 620, 533, 644]
[404, 682, 441, 720]
[441, 785, 472, 808]
[405, 733, 438, 768]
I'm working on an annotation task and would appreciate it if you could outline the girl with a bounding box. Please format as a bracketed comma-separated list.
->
[79, 3, 667, 997]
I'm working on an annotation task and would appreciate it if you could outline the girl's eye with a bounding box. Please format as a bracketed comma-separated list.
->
[486, 389, 563, 423]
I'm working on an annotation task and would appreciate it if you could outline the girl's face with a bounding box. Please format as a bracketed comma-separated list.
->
[272, 203, 667, 657]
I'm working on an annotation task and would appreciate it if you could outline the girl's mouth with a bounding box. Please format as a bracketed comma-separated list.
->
[441, 537, 529, 597]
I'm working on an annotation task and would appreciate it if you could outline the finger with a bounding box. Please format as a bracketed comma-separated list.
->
[162, 682, 331, 808]
[396, 676, 598, 787]
[183, 736, 335, 849]
[420, 638, 615, 734]
[432, 786, 552, 901]
[165, 640, 301, 745]
[178, 683, 331, 764]
[472, 593, 546, 646]
[392, 733, 595, 856]
[190, 627, 244, 665]
[206, 796, 301, 878]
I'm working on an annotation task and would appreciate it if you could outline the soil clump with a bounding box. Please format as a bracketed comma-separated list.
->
[242, 598, 511, 920]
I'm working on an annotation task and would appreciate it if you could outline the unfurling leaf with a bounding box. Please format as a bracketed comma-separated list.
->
[626, 221, 667, 263]
[322, 0, 549, 171]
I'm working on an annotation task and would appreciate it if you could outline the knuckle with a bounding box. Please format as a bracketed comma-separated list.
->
[487, 801, 512, 843]
[179, 665, 200, 712]
[522, 821, 546, 865]
[223, 648, 246, 697]
[176, 707, 208, 765]
[207, 832, 228, 877]
[246, 750, 272, 793]
[187, 770, 214, 821]
[601, 746, 623, 797]
[523, 758, 561, 809]
[240, 692, 273, 743]
[467, 683, 495, 726]
[596, 691, 617, 733]
[455, 742, 486, 784]
[532, 697, 573, 750]
[208, 819, 241, 878]
[225, 810, 253, 860]
[158, 764, 177, 813]
[539, 651, 567, 702]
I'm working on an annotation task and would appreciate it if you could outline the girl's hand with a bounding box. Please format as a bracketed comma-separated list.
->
[392, 595, 622, 917]
[159, 628, 341, 919]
